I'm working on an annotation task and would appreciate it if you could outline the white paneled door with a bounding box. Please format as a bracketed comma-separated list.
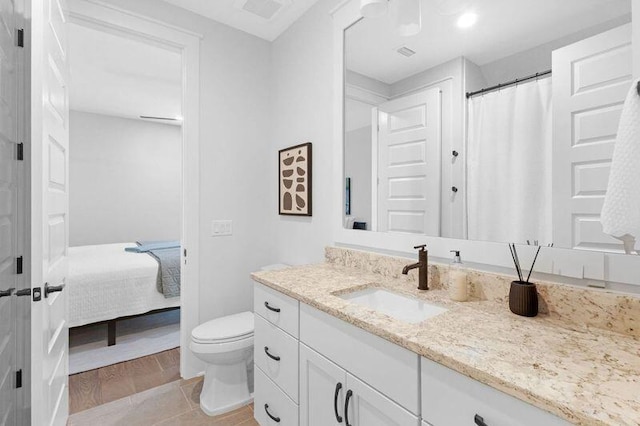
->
[31, 0, 70, 425]
[552, 24, 633, 252]
[376, 88, 441, 235]
[0, 0, 19, 423]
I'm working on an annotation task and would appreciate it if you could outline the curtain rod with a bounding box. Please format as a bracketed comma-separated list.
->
[466, 70, 552, 99]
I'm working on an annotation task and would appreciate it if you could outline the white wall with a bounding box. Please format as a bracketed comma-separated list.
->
[100, 0, 273, 327]
[635, 0, 640, 78]
[344, 125, 372, 227]
[69, 111, 181, 246]
[480, 15, 631, 86]
[269, 0, 342, 265]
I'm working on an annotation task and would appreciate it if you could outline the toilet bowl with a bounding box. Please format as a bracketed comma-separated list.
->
[189, 311, 254, 416]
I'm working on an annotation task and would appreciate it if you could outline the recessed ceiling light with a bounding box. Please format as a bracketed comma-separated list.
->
[457, 12, 477, 28]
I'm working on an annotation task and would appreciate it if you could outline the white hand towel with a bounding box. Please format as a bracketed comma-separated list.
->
[601, 79, 640, 249]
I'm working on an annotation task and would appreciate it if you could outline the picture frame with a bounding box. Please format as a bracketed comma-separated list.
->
[279, 142, 312, 216]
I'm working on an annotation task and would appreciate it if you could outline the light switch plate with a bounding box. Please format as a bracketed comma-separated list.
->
[211, 220, 233, 237]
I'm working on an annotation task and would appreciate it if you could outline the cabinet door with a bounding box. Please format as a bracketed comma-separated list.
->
[345, 374, 420, 426]
[300, 344, 346, 426]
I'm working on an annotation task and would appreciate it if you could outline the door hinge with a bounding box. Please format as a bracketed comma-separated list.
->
[17, 143, 23, 161]
[16, 256, 23, 274]
[183, 248, 187, 257]
[15, 369, 22, 388]
[16, 29, 24, 48]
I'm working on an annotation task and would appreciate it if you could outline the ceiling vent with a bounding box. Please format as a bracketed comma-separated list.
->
[397, 46, 417, 57]
[237, 0, 287, 20]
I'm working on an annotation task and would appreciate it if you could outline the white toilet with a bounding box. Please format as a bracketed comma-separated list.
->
[189, 311, 254, 416]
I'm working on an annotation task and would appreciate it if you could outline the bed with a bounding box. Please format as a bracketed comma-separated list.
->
[68, 242, 181, 345]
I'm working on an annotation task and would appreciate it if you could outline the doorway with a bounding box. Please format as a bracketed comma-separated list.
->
[27, 1, 201, 424]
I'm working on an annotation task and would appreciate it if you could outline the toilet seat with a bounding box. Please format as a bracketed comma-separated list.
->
[190, 311, 254, 353]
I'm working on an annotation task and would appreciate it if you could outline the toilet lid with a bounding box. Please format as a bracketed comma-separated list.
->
[191, 311, 254, 343]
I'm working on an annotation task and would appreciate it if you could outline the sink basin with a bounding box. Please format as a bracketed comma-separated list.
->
[339, 288, 447, 324]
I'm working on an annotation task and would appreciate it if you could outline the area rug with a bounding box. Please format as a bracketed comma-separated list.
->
[69, 309, 180, 374]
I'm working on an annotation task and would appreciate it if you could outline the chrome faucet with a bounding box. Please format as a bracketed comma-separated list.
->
[402, 245, 429, 290]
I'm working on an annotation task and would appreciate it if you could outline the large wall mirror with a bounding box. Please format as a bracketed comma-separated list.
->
[342, 0, 635, 256]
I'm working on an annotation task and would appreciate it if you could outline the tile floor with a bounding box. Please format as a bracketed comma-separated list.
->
[68, 349, 258, 425]
[69, 348, 181, 413]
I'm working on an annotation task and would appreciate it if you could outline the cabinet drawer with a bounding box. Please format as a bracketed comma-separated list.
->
[254, 283, 299, 338]
[300, 304, 420, 415]
[421, 357, 569, 426]
[254, 367, 298, 426]
[254, 314, 299, 402]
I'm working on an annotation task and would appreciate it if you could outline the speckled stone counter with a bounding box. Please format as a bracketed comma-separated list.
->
[251, 247, 640, 426]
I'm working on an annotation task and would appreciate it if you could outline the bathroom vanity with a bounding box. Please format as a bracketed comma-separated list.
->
[251, 247, 640, 426]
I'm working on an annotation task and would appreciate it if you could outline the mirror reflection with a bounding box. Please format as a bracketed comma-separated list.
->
[343, 0, 635, 254]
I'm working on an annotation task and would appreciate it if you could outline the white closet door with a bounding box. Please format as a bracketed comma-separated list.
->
[552, 24, 633, 251]
[0, 0, 19, 423]
[31, 0, 70, 425]
[377, 88, 442, 235]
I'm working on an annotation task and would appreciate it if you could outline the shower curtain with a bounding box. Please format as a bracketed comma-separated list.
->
[467, 77, 553, 244]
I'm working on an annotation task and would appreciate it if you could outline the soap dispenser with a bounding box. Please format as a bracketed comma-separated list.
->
[448, 250, 468, 302]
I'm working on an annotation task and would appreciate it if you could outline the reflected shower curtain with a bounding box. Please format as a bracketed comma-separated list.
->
[467, 77, 552, 244]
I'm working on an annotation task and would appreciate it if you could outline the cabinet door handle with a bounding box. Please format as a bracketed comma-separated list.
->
[264, 301, 281, 313]
[475, 414, 488, 426]
[0, 288, 15, 298]
[333, 382, 343, 423]
[344, 389, 353, 426]
[264, 404, 281, 423]
[264, 346, 281, 361]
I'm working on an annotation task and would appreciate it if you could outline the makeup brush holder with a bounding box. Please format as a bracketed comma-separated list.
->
[509, 281, 538, 317]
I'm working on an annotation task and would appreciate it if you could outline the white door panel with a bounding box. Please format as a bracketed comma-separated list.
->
[552, 24, 632, 252]
[32, 0, 70, 424]
[377, 88, 441, 235]
[299, 344, 345, 426]
[0, 0, 18, 423]
[345, 374, 419, 426]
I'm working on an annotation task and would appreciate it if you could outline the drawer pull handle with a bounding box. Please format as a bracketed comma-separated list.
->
[264, 404, 281, 423]
[334, 382, 343, 423]
[264, 346, 281, 361]
[264, 301, 281, 313]
[344, 389, 353, 426]
[474, 414, 488, 426]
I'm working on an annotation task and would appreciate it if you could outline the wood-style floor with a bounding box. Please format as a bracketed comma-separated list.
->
[69, 348, 182, 413]
[68, 348, 258, 425]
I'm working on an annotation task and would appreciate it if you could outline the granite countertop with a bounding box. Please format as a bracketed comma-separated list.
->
[251, 263, 640, 426]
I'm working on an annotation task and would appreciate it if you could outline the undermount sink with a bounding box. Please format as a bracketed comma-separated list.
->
[339, 288, 448, 324]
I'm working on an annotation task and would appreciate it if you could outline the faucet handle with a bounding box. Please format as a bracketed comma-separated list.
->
[413, 244, 427, 252]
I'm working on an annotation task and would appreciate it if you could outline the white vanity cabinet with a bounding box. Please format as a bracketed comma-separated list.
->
[300, 344, 420, 426]
[420, 357, 569, 426]
[252, 282, 571, 426]
[253, 283, 300, 425]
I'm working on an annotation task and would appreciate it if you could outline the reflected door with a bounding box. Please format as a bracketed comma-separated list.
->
[552, 24, 633, 251]
[376, 88, 441, 235]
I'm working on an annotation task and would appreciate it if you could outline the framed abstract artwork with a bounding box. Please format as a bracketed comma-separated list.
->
[279, 142, 312, 216]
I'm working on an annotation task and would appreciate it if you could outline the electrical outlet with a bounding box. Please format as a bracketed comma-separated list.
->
[211, 220, 233, 237]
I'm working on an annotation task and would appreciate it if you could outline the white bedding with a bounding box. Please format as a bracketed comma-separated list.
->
[68, 243, 180, 328]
